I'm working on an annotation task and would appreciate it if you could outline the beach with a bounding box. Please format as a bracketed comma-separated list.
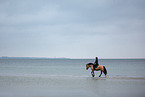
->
[0, 59, 145, 97]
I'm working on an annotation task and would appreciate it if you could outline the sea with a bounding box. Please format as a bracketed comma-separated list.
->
[0, 58, 145, 97]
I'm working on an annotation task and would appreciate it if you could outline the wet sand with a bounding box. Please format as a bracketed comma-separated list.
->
[0, 75, 145, 97]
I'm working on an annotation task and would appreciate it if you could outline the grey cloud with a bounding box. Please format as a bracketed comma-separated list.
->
[0, 0, 145, 58]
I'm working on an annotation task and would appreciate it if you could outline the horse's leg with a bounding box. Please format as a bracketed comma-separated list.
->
[102, 71, 107, 78]
[91, 71, 95, 77]
[99, 71, 102, 77]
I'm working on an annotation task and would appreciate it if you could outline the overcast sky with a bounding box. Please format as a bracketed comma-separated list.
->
[0, 0, 145, 59]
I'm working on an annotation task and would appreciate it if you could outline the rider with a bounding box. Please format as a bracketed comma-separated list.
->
[93, 57, 99, 69]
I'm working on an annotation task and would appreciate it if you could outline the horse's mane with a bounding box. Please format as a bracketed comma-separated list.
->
[86, 63, 94, 65]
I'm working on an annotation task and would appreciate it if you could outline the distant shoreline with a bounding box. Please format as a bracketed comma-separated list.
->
[0, 56, 70, 59]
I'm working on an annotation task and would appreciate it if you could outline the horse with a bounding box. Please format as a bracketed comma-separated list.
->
[86, 63, 107, 77]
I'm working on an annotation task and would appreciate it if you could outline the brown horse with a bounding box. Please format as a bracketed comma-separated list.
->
[86, 63, 107, 77]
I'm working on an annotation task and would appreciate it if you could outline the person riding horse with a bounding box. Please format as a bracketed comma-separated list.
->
[86, 57, 107, 77]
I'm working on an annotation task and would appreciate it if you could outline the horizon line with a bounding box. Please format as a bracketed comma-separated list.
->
[0, 56, 145, 59]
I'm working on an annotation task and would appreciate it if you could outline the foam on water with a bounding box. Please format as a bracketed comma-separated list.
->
[1, 73, 145, 81]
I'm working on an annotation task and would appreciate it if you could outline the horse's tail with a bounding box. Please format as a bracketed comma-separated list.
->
[103, 66, 107, 75]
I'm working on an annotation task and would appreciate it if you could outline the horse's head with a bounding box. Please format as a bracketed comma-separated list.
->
[86, 64, 90, 70]
[86, 63, 94, 70]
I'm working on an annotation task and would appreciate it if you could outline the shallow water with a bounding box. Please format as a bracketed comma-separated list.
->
[0, 59, 145, 97]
